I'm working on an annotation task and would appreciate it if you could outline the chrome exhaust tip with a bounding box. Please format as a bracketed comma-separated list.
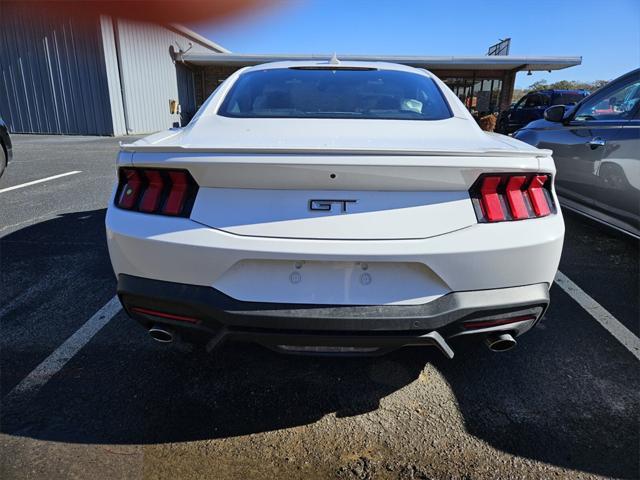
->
[485, 333, 516, 352]
[148, 324, 174, 343]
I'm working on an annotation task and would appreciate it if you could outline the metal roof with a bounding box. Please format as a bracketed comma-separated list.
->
[177, 52, 581, 71]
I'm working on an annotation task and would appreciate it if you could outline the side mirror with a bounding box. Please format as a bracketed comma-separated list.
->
[544, 104, 565, 123]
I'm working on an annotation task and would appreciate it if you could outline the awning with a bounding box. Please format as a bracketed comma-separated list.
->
[178, 52, 582, 71]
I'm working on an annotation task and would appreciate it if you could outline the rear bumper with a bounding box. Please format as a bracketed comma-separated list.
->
[106, 206, 564, 298]
[117, 274, 550, 357]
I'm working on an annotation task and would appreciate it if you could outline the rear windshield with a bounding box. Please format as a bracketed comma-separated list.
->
[552, 92, 587, 106]
[218, 68, 452, 120]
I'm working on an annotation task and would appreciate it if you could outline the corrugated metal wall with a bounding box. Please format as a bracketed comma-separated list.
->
[113, 20, 211, 134]
[0, 4, 220, 136]
[0, 4, 115, 135]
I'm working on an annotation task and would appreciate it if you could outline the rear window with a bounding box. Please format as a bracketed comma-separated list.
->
[218, 68, 452, 120]
[551, 92, 587, 106]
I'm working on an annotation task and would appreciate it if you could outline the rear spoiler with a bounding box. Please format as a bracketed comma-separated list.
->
[119, 144, 551, 158]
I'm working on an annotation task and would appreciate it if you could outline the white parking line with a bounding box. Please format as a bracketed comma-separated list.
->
[3, 296, 122, 403]
[556, 271, 640, 361]
[0, 170, 81, 193]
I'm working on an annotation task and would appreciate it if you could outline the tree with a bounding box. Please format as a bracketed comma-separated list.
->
[528, 80, 549, 91]
[591, 80, 609, 90]
[546, 80, 576, 90]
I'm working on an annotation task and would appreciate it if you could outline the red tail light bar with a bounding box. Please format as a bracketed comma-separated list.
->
[469, 173, 555, 223]
[130, 306, 200, 324]
[115, 167, 198, 217]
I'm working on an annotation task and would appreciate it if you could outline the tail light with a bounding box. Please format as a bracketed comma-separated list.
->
[469, 173, 555, 223]
[115, 167, 198, 217]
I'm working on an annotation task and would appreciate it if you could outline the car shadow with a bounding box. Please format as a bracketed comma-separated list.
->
[1, 209, 638, 479]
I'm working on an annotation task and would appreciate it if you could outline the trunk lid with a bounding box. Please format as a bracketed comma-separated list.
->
[127, 116, 547, 240]
[131, 151, 543, 240]
[192, 187, 475, 240]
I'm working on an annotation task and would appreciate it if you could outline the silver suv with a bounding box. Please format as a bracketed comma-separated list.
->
[515, 69, 640, 238]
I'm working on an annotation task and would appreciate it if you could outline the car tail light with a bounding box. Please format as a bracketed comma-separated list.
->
[138, 170, 164, 213]
[116, 169, 143, 209]
[479, 176, 505, 221]
[469, 173, 555, 223]
[527, 175, 552, 217]
[115, 167, 198, 217]
[505, 176, 529, 220]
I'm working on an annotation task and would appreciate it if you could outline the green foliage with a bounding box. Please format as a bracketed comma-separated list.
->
[512, 79, 609, 103]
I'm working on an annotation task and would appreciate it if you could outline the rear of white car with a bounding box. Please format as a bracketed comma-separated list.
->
[106, 61, 564, 357]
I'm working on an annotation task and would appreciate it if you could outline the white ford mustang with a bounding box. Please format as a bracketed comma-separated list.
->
[106, 60, 564, 357]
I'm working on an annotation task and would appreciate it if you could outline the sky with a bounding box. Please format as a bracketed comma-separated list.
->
[192, 0, 640, 89]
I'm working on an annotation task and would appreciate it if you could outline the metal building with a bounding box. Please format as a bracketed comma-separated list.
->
[1, 4, 581, 136]
[0, 4, 226, 135]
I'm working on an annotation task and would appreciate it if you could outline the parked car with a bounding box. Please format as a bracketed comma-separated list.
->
[514, 69, 640, 238]
[106, 60, 564, 358]
[0, 116, 12, 178]
[497, 89, 590, 135]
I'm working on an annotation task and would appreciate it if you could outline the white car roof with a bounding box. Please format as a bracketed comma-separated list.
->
[240, 59, 434, 77]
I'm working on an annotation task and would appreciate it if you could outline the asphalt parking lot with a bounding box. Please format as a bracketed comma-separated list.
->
[0, 135, 638, 480]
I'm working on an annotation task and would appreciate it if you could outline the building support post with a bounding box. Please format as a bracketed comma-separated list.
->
[98, 15, 127, 135]
[499, 68, 519, 112]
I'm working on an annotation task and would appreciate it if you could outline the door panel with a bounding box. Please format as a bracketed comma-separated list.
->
[594, 120, 640, 232]
[537, 121, 617, 205]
